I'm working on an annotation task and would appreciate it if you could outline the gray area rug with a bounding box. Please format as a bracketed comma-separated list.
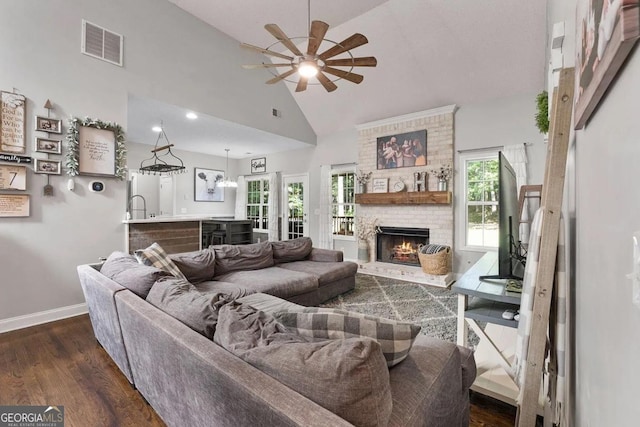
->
[321, 273, 479, 345]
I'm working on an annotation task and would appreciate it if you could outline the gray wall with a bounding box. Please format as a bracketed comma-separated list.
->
[0, 0, 312, 322]
[549, 0, 640, 425]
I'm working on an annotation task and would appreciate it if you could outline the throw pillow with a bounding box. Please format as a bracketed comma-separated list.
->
[212, 241, 274, 276]
[146, 276, 229, 339]
[100, 251, 171, 298]
[274, 307, 422, 367]
[135, 242, 187, 280]
[214, 302, 393, 427]
[168, 248, 216, 283]
[270, 237, 313, 263]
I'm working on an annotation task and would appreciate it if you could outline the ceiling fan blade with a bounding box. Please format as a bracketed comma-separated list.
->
[316, 71, 338, 92]
[265, 69, 297, 85]
[264, 24, 304, 57]
[323, 66, 364, 84]
[307, 20, 329, 56]
[324, 57, 377, 67]
[242, 63, 293, 69]
[240, 43, 294, 61]
[295, 77, 308, 92]
[318, 33, 368, 60]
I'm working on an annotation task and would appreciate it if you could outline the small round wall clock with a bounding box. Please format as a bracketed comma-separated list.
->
[392, 180, 405, 192]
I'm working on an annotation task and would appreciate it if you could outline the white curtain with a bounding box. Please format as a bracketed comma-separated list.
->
[234, 175, 247, 219]
[318, 165, 333, 249]
[502, 144, 529, 243]
[267, 172, 279, 241]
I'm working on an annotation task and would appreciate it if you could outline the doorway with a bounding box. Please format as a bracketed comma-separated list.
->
[282, 174, 309, 240]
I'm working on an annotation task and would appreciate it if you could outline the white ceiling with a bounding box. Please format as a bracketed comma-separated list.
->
[130, 0, 547, 155]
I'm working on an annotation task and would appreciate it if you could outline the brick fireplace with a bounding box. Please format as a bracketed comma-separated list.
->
[355, 106, 456, 286]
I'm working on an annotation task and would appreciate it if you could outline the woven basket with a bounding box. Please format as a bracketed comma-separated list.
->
[418, 245, 451, 275]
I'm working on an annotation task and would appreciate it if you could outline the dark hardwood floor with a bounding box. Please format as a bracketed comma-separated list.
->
[0, 315, 516, 426]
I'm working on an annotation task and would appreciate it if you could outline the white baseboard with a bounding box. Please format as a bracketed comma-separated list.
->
[0, 303, 88, 334]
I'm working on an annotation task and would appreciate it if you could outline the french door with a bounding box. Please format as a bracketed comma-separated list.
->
[282, 174, 309, 240]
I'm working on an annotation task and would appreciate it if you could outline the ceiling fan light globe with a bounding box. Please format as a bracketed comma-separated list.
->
[298, 61, 319, 78]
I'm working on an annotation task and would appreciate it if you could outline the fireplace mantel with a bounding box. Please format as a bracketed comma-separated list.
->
[355, 191, 451, 205]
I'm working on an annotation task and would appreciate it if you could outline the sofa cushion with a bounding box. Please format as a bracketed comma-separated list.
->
[270, 237, 313, 263]
[212, 242, 274, 276]
[387, 334, 472, 427]
[146, 276, 229, 339]
[168, 248, 216, 283]
[237, 292, 303, 313]
[277, 260, 358, 286]
[193, 280, 253, 300]
[100, 251, 171, 298]
[215, 267, 318, 299]
[135, 242, 187, 280]
[214, 302, 393, 427]
[274, 307, 421, 367]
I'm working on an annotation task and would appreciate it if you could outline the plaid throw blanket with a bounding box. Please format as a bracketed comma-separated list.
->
[512, 207, 568, 425]
[419, 244, 449, 254]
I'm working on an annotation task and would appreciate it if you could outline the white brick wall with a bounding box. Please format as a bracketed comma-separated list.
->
[357, 109, 454, 252]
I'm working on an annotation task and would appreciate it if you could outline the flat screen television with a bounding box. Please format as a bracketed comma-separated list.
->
[480, 152, 525, 281]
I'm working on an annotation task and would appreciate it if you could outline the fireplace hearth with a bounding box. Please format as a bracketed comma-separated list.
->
[376, 226, 429, 266]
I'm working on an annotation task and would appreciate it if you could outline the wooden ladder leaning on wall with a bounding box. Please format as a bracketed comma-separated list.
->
[516, 67, 575, 427]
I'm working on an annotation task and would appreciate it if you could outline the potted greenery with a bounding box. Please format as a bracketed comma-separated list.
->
[535, 91, 549, 134]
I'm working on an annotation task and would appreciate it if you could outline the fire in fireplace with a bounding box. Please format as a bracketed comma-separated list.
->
[376, 226, 429, 266]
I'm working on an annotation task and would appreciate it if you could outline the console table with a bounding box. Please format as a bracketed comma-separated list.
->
[452, 251, 522, 404]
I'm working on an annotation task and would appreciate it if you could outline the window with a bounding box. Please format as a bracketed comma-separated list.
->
[331, 168, 355, 238]
[246, 178, 269, 231]
[462, 152, 499, 249]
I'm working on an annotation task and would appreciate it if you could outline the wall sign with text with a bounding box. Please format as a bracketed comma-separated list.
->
[0, 91, 26, 154]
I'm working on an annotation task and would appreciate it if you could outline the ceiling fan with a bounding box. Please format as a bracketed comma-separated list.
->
[240, 1, 377, 93]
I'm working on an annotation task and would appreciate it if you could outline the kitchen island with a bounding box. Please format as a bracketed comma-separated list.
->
[123, 217, 252, 254]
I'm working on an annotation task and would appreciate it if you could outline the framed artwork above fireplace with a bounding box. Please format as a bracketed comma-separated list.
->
[376, 130, 427, 170]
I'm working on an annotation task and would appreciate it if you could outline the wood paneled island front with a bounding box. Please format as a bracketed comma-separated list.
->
[124, 217, 251, 254]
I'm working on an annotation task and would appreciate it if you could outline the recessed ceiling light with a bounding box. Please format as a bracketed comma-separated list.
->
[152, 126, 162, 132]
[186, 112, 198, 120]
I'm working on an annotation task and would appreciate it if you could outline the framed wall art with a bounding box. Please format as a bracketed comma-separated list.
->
[0, 194, 30, 217]
[376, 130, 427, 170]
[35, 137, 62, 154]
[0, 91, 26, 154]
[574, 0, 640, 129]
[34, 158, 61, 175]
[251, 157, 266, 174]
[65, 117, 126, 179]
[35, 116, 62, 134]
[194, 167, 225, 202]
[0, 165, 27, 190]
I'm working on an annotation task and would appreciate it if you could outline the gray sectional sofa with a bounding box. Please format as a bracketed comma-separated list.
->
[78, 238, 476, 426]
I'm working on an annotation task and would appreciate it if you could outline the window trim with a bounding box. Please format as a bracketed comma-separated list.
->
[331, 164, 356, 241]
[245, 176, 269, 233]
[458, 149, 500, 252]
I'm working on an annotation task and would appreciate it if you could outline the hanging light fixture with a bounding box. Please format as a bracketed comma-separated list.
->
[139, 121, 186, 175]
[217, 148, 237, 188]
[240, 0, 377, 92]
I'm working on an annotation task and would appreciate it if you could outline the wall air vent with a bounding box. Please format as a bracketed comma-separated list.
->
[81, 20, 123, 67]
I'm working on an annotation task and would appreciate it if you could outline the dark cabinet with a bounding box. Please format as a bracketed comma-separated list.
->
[202, 220, 253, 246]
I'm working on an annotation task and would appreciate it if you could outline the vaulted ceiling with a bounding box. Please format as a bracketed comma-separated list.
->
[168, 0, 547, 137]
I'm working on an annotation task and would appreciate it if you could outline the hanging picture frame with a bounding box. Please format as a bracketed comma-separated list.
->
[194, 167, 225, 202]
[0, 91, 27, 154]
[65, 117, 126, 179]
[34, 158, 61, 175]
[0, 194, 30, 217]
[35, 137, 62, 154]
[0, 164, 27, 190]
[35, 116, 62, 134]
[251, 157, 266, 174]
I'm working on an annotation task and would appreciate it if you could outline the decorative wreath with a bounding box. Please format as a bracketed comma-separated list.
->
[65, 116, 127, 179]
